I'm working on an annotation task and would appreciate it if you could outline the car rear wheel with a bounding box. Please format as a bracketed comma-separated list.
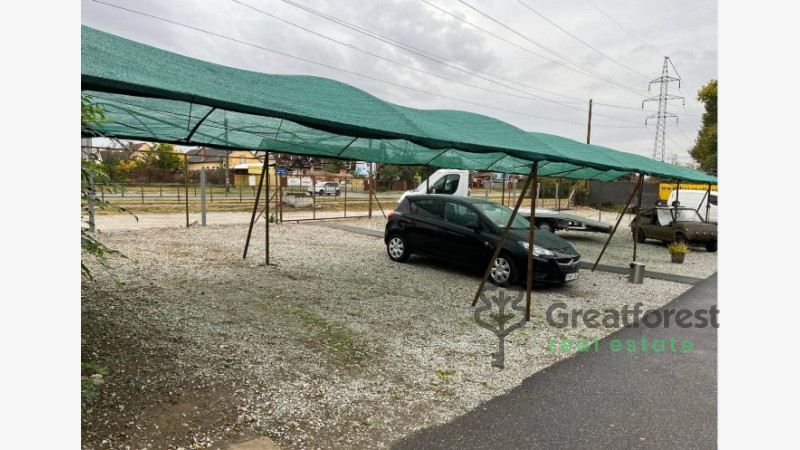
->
[335, 190, 341, 196]
[674, 233, 687, 245]
[635, 228, 645, 243]
[537, 221, 553, 233]
[386, 234, 411, 262]
[705, 241, 718, 252]
[489, 252, 518, 286]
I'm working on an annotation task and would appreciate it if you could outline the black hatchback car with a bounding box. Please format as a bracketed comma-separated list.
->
[385, 195, 581, 286]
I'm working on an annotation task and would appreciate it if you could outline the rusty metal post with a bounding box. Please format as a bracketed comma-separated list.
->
[525, 162, 539, 321]
[501, 174, 506, 206]
[279, 175, 283, 223]
[243, 154, 268, 259]
[705, 183, 712, 223]
[591, 179, 641, 271]
[184, 153, 190, 228]
[471, 172, 535, 307]
[265, 152, 270, 266]
[372, 190, 387, 218]
[344, 178, 348, 217]
[632, 174, 644, 261]
[673, 181, 680, 241]
[312, 174, 316, 220]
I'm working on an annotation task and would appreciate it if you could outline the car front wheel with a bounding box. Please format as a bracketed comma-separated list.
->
[490, 252, 518, 286]
[537, 221, 553, 233]
[635, 228, 645, 243]
[386, 234, 411, 262]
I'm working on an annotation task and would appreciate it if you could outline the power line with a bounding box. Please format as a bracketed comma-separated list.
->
[515, 0, 651, 80]
[585, 0, 662, 56]
[86, 0, 591, 125]
[87, 0, 674, 135]
[457, 0, 648, 97]
[234, 0, 579, 106]
[420, 0, 589, 102]
[256, 0, 645, 125]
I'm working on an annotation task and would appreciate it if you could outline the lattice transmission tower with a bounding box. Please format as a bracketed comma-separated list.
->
[643, 57, 684, 161]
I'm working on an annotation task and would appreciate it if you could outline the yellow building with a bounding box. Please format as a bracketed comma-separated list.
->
[184, 147, 263, 171]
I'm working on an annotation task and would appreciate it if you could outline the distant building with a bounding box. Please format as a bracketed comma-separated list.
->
[184, 147, 262, 171]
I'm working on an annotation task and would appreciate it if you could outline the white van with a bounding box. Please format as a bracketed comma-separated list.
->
[396, 169, 471, 206]
[667, 189, 718, 223]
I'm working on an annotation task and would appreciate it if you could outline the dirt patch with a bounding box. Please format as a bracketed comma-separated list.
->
[81, 287, 261, 449]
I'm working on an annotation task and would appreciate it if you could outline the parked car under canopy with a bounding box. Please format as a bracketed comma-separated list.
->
[385, 195, 581, 286]
[630, 206, 718, 252]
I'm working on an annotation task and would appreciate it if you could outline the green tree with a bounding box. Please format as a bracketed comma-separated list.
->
[377, 164, 423, 184]
[689, 80, 718, 174]
[81, 94, 135, 282]
[322, 158, 347, 173]
[137, 142, 185, 171]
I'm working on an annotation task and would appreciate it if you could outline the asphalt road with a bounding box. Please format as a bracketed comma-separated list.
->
[392, 273, 718, 450]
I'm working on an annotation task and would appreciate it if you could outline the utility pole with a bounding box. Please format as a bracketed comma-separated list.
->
[586, 99, 592, 144]
[643, 57, 684, 162]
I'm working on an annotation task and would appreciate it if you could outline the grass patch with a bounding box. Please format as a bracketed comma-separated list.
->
[292, 306, 371, 369]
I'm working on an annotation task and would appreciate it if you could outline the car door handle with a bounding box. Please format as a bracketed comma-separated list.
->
[436, 227, 458, 238]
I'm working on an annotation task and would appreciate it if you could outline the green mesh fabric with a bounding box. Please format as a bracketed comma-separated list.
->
[82, 26, 717, 184]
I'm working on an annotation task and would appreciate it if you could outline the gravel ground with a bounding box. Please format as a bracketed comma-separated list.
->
[81, 210, 717, 449]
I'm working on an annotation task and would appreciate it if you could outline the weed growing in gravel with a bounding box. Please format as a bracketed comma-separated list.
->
[292, 306, 371, 368]
[434, 370, 457, 385]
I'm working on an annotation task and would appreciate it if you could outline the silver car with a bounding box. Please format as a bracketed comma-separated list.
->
[307, 181, 341, 196]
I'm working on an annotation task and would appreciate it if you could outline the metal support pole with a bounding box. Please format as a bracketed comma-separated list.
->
[471, 172, 535, 307]
[372, 190, 387, 218]
[243, 156, 268, 259]
[368, 175, 374, 218]
[592, 180, 641, 271]
[538, 182, 542, 207]
[200, 169, 207, 226]
[501, 174, 506, 206]
[312, 174, 316, 220]
[632, 174, 644, 261]
[184, 154, 189, 228]
[673, 181, 681, 241]
[265, 152, 270, 266]
[705, 184, 712, 223]
[555, 181, 560, 210]
[525, 162, 539, 321]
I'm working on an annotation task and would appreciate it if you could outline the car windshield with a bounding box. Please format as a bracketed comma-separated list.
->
[473, 202, 531, 229]
[656, 208, 703, 224]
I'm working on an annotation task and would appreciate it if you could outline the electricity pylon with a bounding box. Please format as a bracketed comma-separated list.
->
[643, 57, 684, 161]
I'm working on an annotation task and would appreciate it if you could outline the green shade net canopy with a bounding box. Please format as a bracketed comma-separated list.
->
[81, 25, 717, 184]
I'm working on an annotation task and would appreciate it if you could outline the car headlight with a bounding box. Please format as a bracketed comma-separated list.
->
[518, 241, 554, 256]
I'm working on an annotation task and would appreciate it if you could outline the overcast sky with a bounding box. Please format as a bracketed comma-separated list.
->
[81, 0, 717, 163]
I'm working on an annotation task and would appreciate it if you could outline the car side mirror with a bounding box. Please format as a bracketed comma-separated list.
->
[427, 188, 436, 194]
[466, 222, 481, 232]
